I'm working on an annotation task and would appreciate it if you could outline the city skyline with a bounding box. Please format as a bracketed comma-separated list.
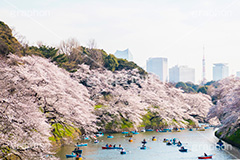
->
[1, 0, 240, 82]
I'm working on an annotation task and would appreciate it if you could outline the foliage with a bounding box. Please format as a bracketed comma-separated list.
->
[94, 105, 103, 110]
[116, 58, 147, 75]
[104, 54, 119, 71]
[0, 21, 23, 56]
[184, 119, 196, 126]
[141, 110, 166, 128]
[175, 82, 197, 93]
[197, 86, 208, 94]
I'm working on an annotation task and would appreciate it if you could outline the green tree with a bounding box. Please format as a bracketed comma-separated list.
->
[197, 86, 208, 94]
[176, 82, 188, 90]
[104, 54, 119, 71]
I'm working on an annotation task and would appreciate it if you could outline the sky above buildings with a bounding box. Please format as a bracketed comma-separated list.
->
[1, 0, 240, 83]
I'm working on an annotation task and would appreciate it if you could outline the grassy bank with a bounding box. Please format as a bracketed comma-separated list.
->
[215, 129, 240, 149]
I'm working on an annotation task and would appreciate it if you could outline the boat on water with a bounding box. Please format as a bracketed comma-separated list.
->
[66, 154, 76, 158]
[131, 131, 139, 134]
[102, 146, 123, 149]
[122, 131, 129, 134]
[152, 138, 157, 141]
[179, 148, 188, 152]
[107, 135, 114, 138]
[141, 129, 146, 132]
[66, 153, 82, 159]
[189, 128, 193, 131]
[72, 150, 82, 154]
[129, 139, 133, 142]
[198, 155, 212, 159]
[94, 140, 99, 143]
[75, 143, 88, 147]
[146, 129, 154, 131]
[216, 145, 224, 149]
[140, 146, 146, 150]
[120, 151, 127, 154]
[96, 132, 104, 137]
[166, 142, 172, 145]
[83, 137, 89, 140]
[125, 134, 133, 137]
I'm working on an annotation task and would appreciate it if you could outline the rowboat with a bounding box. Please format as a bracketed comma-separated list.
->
[125, 134, 133, 137]
[140, 146, 146, 150]
[179, 149, 188, 152]
[122, 131, 129, 134]
[198, 155, 212, 159]
[107, 135, 114, 138]
[66, 154, 76, 158]
[216, 145, 224, 149]
[166, 142, 172, 145]
[152, 138, 157, 141]
[120, 151, 126, 154]
[75, 143, 87, 147]
[72, 150, 82, 154]
[129, 139, 133, 142]
[146, 129, 154, 131]
[96, 132, 104, 137]
[102, 146, 123, 149]
[133, 132, 139, 134]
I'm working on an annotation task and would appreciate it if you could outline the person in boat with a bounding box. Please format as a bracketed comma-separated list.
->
[178, 141, 182, 145]
[143, 139, 147, 142]
[153, 136, 155, 139]
[163, 138, 166, 141]
[180, 146, 185, 150]
[113, 144, 116, 148]
[204, 153, 208, 156]
[173, 138, 176, 142]
[106, 144, 108, 147]
[119, 144, 122, 148]
[217, 140, 224, 146]
[109, 144, 112, 147]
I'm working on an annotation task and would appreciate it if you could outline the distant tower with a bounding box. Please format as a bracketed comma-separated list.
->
[202, 45, 206, 84]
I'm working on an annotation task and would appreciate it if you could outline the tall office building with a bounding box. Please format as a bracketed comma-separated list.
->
[146, 57, 168, 82]
[114, 48, 133, 61]
[213, 63, 229, 81]
[169, 65, 195, 83]
[237, 71, 240, 78]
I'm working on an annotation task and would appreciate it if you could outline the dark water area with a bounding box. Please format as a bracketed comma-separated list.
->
[56, 128, 240, 160]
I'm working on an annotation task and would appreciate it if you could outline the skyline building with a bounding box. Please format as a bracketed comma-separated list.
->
[114, 48, 133, 61]
[169, 65, 195, 83]
[237, 71, 240, 78]
[146, 57, 168, 82]
[202, 46, 207, 84]
[213, 63, 229, 81]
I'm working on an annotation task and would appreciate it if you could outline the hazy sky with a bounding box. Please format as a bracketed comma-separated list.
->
[1, 0, 240, 83]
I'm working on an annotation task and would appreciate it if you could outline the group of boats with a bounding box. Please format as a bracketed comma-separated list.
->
[65, 126, 222, 159]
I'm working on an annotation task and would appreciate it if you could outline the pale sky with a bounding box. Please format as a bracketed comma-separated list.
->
[1, 0, 240, 83]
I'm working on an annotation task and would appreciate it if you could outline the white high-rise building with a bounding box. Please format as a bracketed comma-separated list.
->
[114, 48, 133, 61]
[169, 65, 195, 83]
[213, 63, 229, 81]
[146, 57, 168, 82]
[236, 71, 240, 78]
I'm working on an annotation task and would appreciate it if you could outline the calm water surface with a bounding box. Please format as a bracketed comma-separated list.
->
[56, 128, 240, 160]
